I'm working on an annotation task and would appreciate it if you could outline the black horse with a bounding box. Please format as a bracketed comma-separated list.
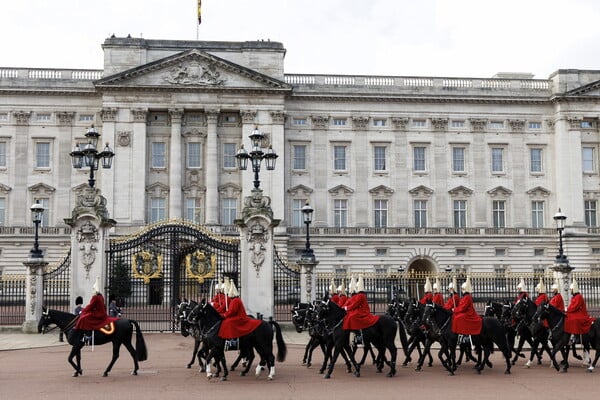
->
[291, 302, 353, 373]
[385, 298, 413, 366]
[531, 302, 598, 372]
[511, 297, 552, 366]
[177, 300, 210, 370]
[38, 308, 147, 377]
[401, 299, 434, 368]
[422, 302, 512, 375]
[189, 299, 286, 380]
[484, 299, 527, 364]
[314, 300, 398, 378]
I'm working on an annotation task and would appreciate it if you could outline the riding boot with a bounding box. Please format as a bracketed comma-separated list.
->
[468, 335, 475, 352]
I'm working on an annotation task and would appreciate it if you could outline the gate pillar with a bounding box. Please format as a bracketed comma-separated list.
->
[297, 258, 319, 304]
[65, 186, 116, 306]
[22, 259, 48, 333]
[551, 261, 574, 308]
[236, 189, 279, 318]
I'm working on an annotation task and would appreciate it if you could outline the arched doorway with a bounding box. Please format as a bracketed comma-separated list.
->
[406, 257, 437, 299]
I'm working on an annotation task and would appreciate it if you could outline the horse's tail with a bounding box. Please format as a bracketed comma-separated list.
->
[396, 319, 410, 357]
[269, 318, 287, 362]
[131, 319, 148, 362]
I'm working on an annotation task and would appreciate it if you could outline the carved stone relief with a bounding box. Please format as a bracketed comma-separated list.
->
[14, 111, 31, 125]
[311, 115, 329, 129]
[391, 117, 409, 130]
[163, 61, 225, 86]
[117, 130, 132, 147]
[56, 112, 75, 125]
[101, 108, 117, 122]
[247, 221, 269, 276]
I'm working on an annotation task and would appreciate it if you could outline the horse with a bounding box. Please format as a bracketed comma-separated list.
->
[422, 302, 512, 375]
[314, 299, 398, 378]
[38, 307, 147, 377]
[176, 300, 210, 370]
[401, 299, 434, 368]
[511, 297, 552, 366]
[188, 299, 286, 380]
[291, 302, 353, 373]
[530, 302, 598, 372]
[385, 298, 413, 366]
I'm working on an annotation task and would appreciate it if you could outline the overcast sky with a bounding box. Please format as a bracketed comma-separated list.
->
[3, 0, 600, 79]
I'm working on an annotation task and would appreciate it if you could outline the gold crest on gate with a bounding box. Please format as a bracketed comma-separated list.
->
[132, 251, 163, 284]
[185, 250, 216, 283]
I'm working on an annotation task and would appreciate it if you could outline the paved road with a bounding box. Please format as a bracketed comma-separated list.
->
[0, 331, 596, 400]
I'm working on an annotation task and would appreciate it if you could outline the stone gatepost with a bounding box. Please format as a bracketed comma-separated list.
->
[297, 257, 319, 304]
[22, 258, 49, 333]
[236, 188, 279, 318]
[551, 262, 574, 308]
[64, 186, 116, 306]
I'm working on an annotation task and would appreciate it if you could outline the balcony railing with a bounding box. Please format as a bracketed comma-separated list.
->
[285, 226, 558, 236]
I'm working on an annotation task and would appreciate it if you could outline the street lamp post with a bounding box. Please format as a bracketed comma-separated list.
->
[235, 126, 278, 190]
[70, 125, 114, 188]
[30, 200, 45, 259]
[553, 208, 568, 264]
[301, 201, 315, 261]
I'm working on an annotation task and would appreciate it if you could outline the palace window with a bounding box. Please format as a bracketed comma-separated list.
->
[492, 200, 506, 228]
[185, 198, 202, 223]
[221, 198, 237, 225]
[186, 142, 201, 168]
[0, 141, 6, 168]
[293, 145, 306, 170]
[334, 199, 348, 227]
[531, 200, 544, 228]
[528, 122, 541, 129]
[333, 145, 347, 171]
[530, 148, 543, 173]
[223, 143, 237, 169]
[585, 200, 597, 227]
[292, 118, 307, 126]
[451, 120, 465, 128]
[582, 147, 595, 173]
[453, 200, 467, 228]
[332, 118, 347, 126]
[149, 197, 166, 223]
[373, 146, 386, 171]
[414, 200, 427, 228]
[151, 142, 166, 169]
[452, 147, 465, 173]
[292, 199, 307, 227]
[35, 142, 50, 169]
[413, 146, 426, 172]
[374, 199, 388, 228]
[491, 147, 504, 173]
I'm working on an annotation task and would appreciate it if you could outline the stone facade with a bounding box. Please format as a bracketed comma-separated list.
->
[1, 37, 600, 276]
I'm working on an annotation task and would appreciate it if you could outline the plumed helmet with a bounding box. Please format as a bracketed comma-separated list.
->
[461, 276, 473, 293]
[433, 278, 441, 293]
[516, 278, 526, 292]
[329, 278, 336, 294]
[337, 280, 346, 295]
[570, 277, 579, 294]
[214, 277, 221, 292]
[448, 277, 457, 293]
[92, 276, 101, 295]
[228, 280, 239, 297]
[535, 278, 546, 294]
[551, 279, 560, 293]
[223, 277, 231, 296]
[424, 277, 433, 293]
[356, 273, 365, 293]
[349, 275, 357, 294]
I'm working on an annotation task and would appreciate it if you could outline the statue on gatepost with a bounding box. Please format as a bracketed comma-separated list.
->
[235, 188, 279, 319]
[65, 186, 116, 310]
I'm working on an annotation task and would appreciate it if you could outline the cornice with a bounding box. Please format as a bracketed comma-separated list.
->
[288, 93, 550, 105]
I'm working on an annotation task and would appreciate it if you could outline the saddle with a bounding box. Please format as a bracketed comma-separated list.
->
[99, 322, 115, 335]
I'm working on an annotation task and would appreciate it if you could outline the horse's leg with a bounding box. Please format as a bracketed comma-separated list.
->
[512, 335, 526, 365]
[415, 338, 431, 371]
[241, 348, 255, 376]
[386, 338, 397, 377]
[339, 345, 353, 373]
[188, 339, 200, 368]
[68, 345, 83, 377]
[122, 335, 140, 375]
[302, 338, 312, 365]
[103, 341, 122, 377]
[319, 340, 332, 374]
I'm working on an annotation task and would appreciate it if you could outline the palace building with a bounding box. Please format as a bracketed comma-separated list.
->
[1, 36, 600, 276]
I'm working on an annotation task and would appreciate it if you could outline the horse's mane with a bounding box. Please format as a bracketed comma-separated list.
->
[44, 309, 77, 330]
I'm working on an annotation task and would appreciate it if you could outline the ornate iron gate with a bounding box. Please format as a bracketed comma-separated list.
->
[42, 251, 72, 312]
[106, 221, 240, 332]
[273, 246, 300, 321]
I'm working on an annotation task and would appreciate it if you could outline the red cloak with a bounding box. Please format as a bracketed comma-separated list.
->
[342, 292, 379, 330]
[444, 293, 460, 311]
[75, 294, 115, 330]
[534, 293, 548, 306]
[549, 293, 565, 313]
[419, 292, 433, 305]
[565, 293, 593, 335]
[432, 293, 444, 306]
[451, 293, 482, 335]
[218, 297, 261, 339]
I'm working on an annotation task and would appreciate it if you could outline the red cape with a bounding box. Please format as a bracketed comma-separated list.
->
[218, 297, 261, 339]
[75, 294, 116, 330]
[342, 292, 379, 330]
[565, 294, 593, 334]
[451, 293, 482, 335]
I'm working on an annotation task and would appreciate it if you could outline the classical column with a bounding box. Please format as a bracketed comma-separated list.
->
[100, 108, 117, 214]
[169, 109, 183, 219]
[204, 110, 220, 225]
[13, 111, 31, 223]
[269, 110, 285, 225]
[22, 258, 48, 333]
[56, 112, 75, 215]
[239, 110, 257, 202]
[131, 109, 148, 223]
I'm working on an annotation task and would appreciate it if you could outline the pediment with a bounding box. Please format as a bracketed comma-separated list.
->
[408, 185, 433, 197]
[0, 183, 11, 194]
[287, 184, 313, 196]
[28, 183, 56, 194]
[526, 186, 551, 197]
[448, 185, 473, 197]
[487, 186, 512, 197]
[368, 185, 394, 196]
[95, 49, 290, 92]
[566, 79, 600, 96]
[328, 185, 354, 196]
[218, 183, 241, 197]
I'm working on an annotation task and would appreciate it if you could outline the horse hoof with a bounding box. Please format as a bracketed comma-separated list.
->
[268, 376, 273, 381]
[207, 374, 213, 380]
[354, 371, 360, 378]
[587, 367, 594, 373]
[386, 371, 396, 377]
[323, 374, 330, 379]
[103, 372, 108, 377]
[240, 372, 246, 376]
[221, 377, 227, 381]
[187, 365, 192, 369]
[476, 370, 481, 375]
[415, 366, 421, 372]
[132, 371, 138, 376]
[307, 363, 311, 368]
